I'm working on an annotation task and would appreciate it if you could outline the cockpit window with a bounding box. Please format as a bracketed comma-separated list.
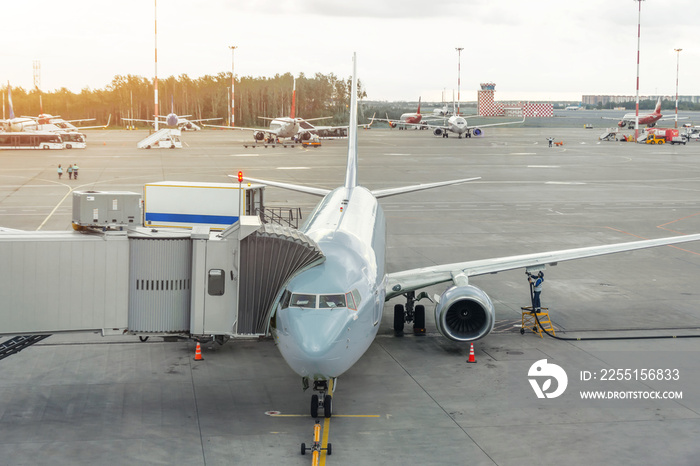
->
[290, 293, 316, 308]
[283, 291, 358, 310]
[319, 294, 346, 309]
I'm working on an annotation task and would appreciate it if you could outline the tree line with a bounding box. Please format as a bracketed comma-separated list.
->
[3, 72, 367, 128]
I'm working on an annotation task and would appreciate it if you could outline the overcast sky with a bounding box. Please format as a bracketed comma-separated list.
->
[4, 0, 699, 103]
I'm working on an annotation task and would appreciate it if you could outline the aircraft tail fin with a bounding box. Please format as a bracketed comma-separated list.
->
[417, 96, 421, 115]
[344, 53, 358, 190]
[654, 97, 662, 114]
[8, 82, 15, 119]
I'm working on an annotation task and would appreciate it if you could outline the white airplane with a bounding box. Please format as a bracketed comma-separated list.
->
[31, 113, 111, 132]
[428, 100, 525, 138]
[1, 84, 109, 133]
[233, 53, 700, 418]
[206, 78, 344, 142]
[1, 83, 39, 132]
[123, 97, 221, 131]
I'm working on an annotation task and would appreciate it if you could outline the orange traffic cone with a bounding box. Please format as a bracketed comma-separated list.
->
[467, 343, 476, 363]
[194, 342, 204, 361]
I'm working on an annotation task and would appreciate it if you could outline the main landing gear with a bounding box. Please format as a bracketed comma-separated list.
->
[393, 290, 431, 336]
[308, 379, 333, 418]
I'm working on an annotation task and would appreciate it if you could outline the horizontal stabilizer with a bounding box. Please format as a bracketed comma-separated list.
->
[372, 177, 480, 199]
[230, 175, 331, 197]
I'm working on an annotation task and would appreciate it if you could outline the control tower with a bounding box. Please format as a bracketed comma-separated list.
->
[478, 82, 498, 116]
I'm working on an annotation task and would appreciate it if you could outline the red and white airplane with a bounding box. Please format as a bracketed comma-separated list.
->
[603, 98, 685, 128]
[372, 97, 439, 129]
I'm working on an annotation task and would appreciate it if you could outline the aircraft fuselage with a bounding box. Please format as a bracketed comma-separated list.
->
[270, 186, 386, 381]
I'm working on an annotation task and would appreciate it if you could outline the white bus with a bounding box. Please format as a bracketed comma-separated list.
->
[59, 132, 87, 149]
[0, 132, 64, 150]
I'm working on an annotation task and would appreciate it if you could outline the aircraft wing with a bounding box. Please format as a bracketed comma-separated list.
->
[659, 116, 689, 121]
[64, 118, 96, 124]
[75, 115, 111, 129]
[123, 117, 155, 123]
[466, 117, 525, 129]
[385, 233, 700, 299]
[186, 117, 222, 123]
[230, 175, 331, 197]
[203, 124, 281, 136]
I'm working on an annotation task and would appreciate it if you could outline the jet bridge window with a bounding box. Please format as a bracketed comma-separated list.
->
[208, 269, 225, 296]
[319, 294, 347, 309]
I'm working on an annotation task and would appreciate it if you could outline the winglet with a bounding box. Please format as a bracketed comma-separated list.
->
[344, 52, 358, 190]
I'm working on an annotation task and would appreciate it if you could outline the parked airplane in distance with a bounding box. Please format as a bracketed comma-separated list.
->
[1, 83, 38, 132]
[602, 98, 686, 128]
[123, 97, 221, 131]
[30, 114, 111, 131]
[1, 85, 109, 133]
[371, 97, 437, 129]
[430, 111, 525, 138]
[206, 78, 345, 142]
[233, 53, 700, 419]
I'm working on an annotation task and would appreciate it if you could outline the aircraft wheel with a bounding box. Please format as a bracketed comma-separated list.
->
[311, 395, 319, 418]
[327, 443, 332, 455]
[66, 144, 72, 149]
[301, 443, 306, 455]
[324, 395, 332, 418]
[393, 304, 405, 335]
[413, 305, 425, 335]
[520, 328, 525, 335]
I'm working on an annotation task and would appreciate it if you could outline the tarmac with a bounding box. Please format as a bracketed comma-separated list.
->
[1, 124, 700, 465]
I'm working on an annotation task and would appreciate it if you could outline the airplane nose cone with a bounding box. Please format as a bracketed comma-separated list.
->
[291, 310, 348, 358]
[278, 309, 354, 378]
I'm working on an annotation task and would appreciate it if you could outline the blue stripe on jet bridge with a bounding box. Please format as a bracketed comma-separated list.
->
[145, 212, 239, 225]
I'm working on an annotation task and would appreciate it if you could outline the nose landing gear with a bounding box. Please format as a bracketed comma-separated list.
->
[309, 379, 333, 418]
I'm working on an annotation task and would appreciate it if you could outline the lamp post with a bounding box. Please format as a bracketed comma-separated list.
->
[633, 0, 644, 141]
[229, 45, 237, 127]
[674, 48, 682, 129]
[154, 0, 159, 131]
[455, 47, 464, 116]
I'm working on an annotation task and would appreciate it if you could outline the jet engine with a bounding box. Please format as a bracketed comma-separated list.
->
[389, 122, 397, 128]
[618, 121, 626, 128]
[435, 285, 495, 342]
[300, 132, 311, 141]
[254, 131, 265, 141]
[472, 128, 483, 137]
[183, 122, 193, 130]
[433, 127, 444, 137]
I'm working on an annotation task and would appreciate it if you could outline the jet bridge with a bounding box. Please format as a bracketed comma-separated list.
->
[0, 213, 324, 340]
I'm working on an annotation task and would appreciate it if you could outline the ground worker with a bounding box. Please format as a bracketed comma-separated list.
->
[527, 271, 544, 311]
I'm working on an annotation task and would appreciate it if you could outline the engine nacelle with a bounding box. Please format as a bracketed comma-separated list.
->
[433, 127, 444, 136]
[254, 131, 265, 141]
[435, 285, 495, 342]
[472, 127, 483, 137]
[389, 122, 397, 128]
[618, 121, 626, 128]
[300, 132, 311, 141]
